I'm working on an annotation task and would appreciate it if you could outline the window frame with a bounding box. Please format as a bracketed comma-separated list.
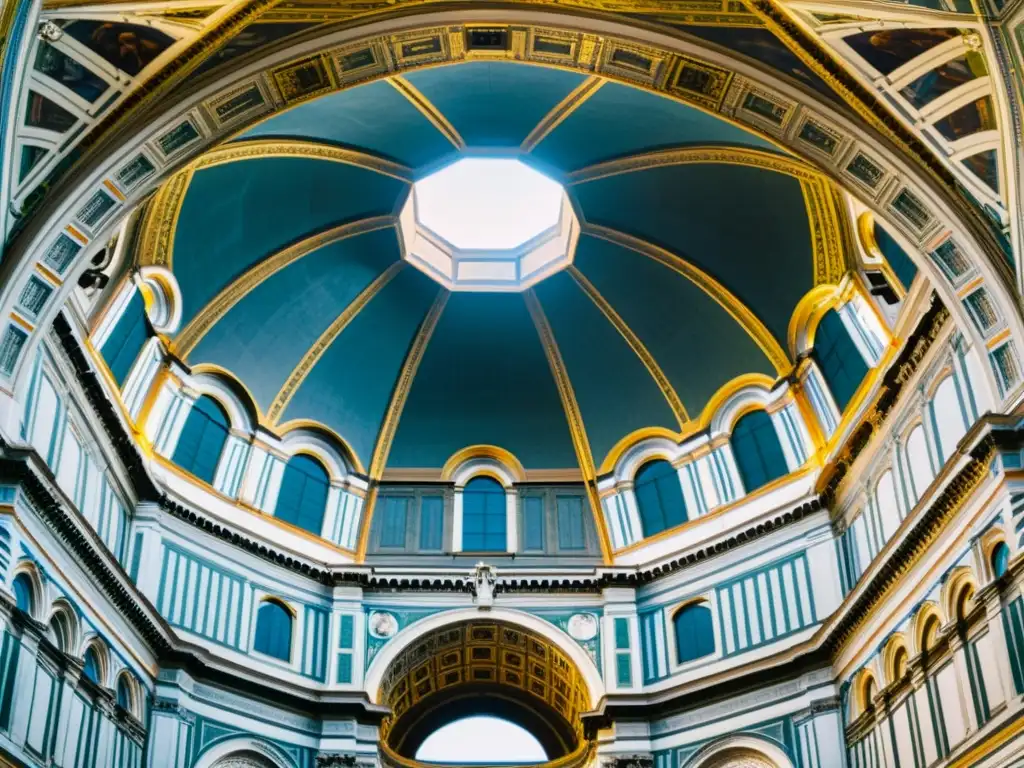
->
[667, 596, 719, 672]
[251, 597, 296, 665]
[633, 458, 688, 539]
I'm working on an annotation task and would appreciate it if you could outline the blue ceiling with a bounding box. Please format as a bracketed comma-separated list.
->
[155, 60, 843, 473]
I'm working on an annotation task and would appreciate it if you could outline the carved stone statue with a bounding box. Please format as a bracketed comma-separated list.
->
[471, 561, 497, 608]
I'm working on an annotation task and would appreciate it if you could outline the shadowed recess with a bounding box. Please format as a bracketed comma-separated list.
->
[280, 266, 438, 465]
[530, 81, 779, 170]
[572, 235, 775, 410]
[236, 79, 456, 167]
[573, 163, 812, 343]
[533, 271, 679, 460]
[187, 228, 402, 411]
[387, 292, 577, 468]
[402, 62, 587, 148]
[172, 158, 405, 323]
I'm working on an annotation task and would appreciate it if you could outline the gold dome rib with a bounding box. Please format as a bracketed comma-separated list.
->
[265, 260, 407, 426]
[172, 215, 396, 359]
[387, 76, 465, 150]
[583, 223, 792, 376]
[520, 76, 605, 153]
[524, 289, 613, 564]
[356, 287, 450, 559]
[567, 266, 689, 430]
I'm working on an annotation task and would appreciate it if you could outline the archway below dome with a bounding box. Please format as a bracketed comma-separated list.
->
[377, 620, 592, 767]
[415, 715, 546, 763]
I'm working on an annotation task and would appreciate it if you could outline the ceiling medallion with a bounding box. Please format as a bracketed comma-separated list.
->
[398, 158, 579, 292]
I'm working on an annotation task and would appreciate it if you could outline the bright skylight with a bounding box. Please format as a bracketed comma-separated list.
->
[414, 159, 564, 250]
[415, 716, 547, 764]
[398, 158, 579, 292]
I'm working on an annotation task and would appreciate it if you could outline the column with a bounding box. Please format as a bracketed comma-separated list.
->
[945, 630, 979, 735]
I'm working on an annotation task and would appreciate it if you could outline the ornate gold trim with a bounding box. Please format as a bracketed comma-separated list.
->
[191, 138, 414, 181]
[565, 145, 820, 186]
[520, 75, 604, 152]
[387, 76, 465, 150]
[567, 266, 689, 429]
[172, 215, 395, 359]
[137, 169, 192, 268]
[525, 289, 612, 563]
[801, 179, 849, 286]
[441, 444, 527, 482]
[266, 260, 406, 425]
[358, 287, 450, 559]
[583, 224, 791, 375]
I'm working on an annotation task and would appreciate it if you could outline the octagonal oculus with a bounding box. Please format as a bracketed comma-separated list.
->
[399, 158, 579, 292]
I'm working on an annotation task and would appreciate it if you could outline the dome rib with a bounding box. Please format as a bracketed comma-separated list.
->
[387, 76, 465, 150]
[566, 266, 689, 429]
[265, 261, 407, 425]
[520, 76, 605, 153]
[173, 215, 397, 359]
[581, 223, 791, 375]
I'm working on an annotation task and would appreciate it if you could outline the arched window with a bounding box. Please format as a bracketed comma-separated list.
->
[730, 410, 788, 493]
[116, 675, 134, 712]
[253, 600, 292, 661]
[813, 309, 869, 412]
[920, 615, 940, 653]
[171, 395, 230, 485]
[100, 290, 150, 386]
[931, 377, 967, 464]
[83, 646, 102, 684]
[874, 221, 918, 292]
[275, 454, 329, 535]
[634, 459, 687, 537]
[673, 602, 714, 664]
[462, 477, 507, 552]
[862, 676, 877, 711]
[11, 573, 33, 614]
[892, 646, 908, 682]
[992, 541, 1010, 578]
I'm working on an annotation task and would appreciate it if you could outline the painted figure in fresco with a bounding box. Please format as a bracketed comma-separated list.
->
[900, 52, 983, 109]
[848, 28, 957, 75]
[60, 20, 174, 76]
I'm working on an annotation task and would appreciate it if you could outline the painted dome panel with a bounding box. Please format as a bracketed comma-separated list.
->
[402, 62, 587, 147]
[187, 228, 402, 411]
[572, 235, 775, 410]
[387, 292, 577, 469]
[172, 158, 405, 324]
[236, 80, 456, 167]
[532, 272, 680, 462]
[530, 82, 779, 171]
[279, 265, 439, 466]
[573, 163, 812, 343]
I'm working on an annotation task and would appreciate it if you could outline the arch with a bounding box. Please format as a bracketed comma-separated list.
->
[192, 737, 295, 768]
[115, 671, 140, 717]
[913, 602, 943, 654]
[811, 308, 869, 413]
[45, 599, 79, 653]
[188, 366, 260, 433]
[702, 373, 778, 436]
[274, 453, 329, 535]
[672, 601, 715, 664]
[904, 422, 935, 503]
[461, 476, 507, 552]
[252, 599, 293, 662]
[883, 634, 910, 685]
[860, 672, 878, 713]
[604, 432, 681, 485]
[991, 540, 1010, 578]
[137, 265, 183, 335]
[363, 608, 605, 708]
[443, 445, 526, 485]
[942, 566, 978, 623]
[684, 734, 796, 768]
[634, 458, 687, 538]
[277, 420, 361, 479]
[930, 375, 968, 464]
[11, 572, 35, 616]
[171, 393, 230, 485]
[730, 409, 788, 493]
[788, 283, 842, 361]
[82, 640, 108, 686]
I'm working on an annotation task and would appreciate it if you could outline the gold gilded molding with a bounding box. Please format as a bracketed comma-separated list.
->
[584, 223, 791, 375]
[387, 76, 465, 150]
[568, 266, 689, 429]
[565, 145, 819, 186]
[525, 289, 612, 563]
[521, 76, 604, 152]
[191, 138, 413, 181]
[266, 260, 406, 425]
[441, 444, 527, 482]
[137, 169, 192, 268]
[173, 215, 395, 359]
[801, 179, 849, 286]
